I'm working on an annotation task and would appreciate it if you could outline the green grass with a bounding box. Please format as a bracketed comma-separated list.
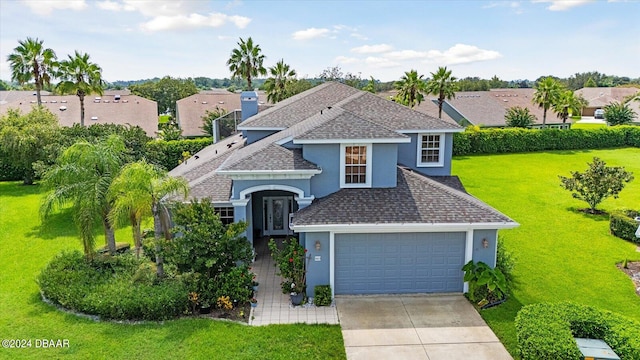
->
[158, 115, 171, 124]
[0, 183, 345, 360]
[571, 122, 608, 129]
[452, 148, 640, 357]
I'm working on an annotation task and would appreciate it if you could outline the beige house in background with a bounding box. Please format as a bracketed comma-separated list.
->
[0, 90, 159, 137]
[574, 87, 640, 117]
[175, 89, 269, 137]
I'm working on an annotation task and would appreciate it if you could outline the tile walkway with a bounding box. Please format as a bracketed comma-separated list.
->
[249, 236, 339, 326]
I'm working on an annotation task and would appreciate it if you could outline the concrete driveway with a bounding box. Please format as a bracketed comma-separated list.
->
[336, 294, 512, 360]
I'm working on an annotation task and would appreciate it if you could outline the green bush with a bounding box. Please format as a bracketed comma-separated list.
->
[37, 251, 189, 321]
[496, 238, 516, 285]
[144, 138, 212, 170]
[515, 302, 640, 360]
[453, 126, 640, 156]
[314, 285, 332, 306]
[610, 209, 640, 244]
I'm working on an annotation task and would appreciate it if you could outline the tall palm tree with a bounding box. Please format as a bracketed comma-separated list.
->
[553, 90, 585, 123]
[264, 59, 297, 103]
[57, 51, 104, 126]
[394, 70, 427, 108]
[7, 37, 57, 106]
[226, 37, 266, 90]
[41, 135, 126, 259]
[532, 77, 563, 127]
[108, 160, 188, 276]
[425, 66, 457, 119]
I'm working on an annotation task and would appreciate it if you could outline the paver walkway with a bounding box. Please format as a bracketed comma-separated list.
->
[249, 236, 339, 326]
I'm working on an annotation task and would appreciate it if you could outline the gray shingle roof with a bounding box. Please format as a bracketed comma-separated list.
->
[291, 167, 515, 226]
[222, 144, 319, 171]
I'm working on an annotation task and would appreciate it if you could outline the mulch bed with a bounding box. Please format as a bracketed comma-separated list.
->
[617, 261, 640, 297]
[194, 303, 251, 324]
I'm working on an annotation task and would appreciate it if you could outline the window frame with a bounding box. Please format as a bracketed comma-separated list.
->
[340, 143, 372, 188]
[416, 133, 445, 167]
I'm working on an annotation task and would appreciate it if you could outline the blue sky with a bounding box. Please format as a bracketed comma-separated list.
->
[1, 0, 638, 83]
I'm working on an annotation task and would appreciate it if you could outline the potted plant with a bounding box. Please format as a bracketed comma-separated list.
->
[252, 278, 259, 292]
[200, 299, 211, 314]
[268, 237, 308, 306]
[250, 297, 258, 308]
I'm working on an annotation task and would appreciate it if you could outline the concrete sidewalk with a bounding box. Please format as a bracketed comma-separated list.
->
[337, 295, 512, 360]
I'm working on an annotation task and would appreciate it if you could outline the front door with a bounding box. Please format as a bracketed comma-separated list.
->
[263, 197, 291, 236]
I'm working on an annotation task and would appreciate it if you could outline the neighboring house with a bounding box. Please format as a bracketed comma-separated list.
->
[377, 90, 457, 123]
[175, 89, 270, 137]
[170, 82, 518, 297]
[0, 90, 158, 137]
[574, 87, 640, 118]
[435, 88, 572, 128]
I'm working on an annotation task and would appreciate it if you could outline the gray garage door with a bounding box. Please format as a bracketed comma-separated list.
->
[335, 232, 465, 295]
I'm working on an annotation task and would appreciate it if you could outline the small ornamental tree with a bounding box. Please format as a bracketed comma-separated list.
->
[505, 106, 536, 128]
[559, 157, 634, 214]
[604, 102, 636, 126]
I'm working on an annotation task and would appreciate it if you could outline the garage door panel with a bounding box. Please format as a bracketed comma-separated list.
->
[335, 232, 465, 295]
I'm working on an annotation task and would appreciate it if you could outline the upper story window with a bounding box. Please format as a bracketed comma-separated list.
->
[417, 133, 445, 167]
[340, 144, 372, 188]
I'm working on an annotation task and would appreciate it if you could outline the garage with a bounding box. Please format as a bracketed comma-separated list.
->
[334, 232, 465, 295]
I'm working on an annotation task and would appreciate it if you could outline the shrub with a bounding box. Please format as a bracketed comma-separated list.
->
[37, 251, 189, 321]
[144, 138, 212, 171]
[515, 302, 640, 360]
[505, 106, 536, 128]
[610, 209, 640, 244]
[496, 238, 516, 285]
[452, 126, 640, 156]
[314, 285, 332, 306]
[268, 237, 308, 294]
[604, 102, 636, 126]
[462, 261, 508, 305]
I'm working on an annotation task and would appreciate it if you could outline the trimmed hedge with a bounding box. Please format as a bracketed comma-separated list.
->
[453, 125, 640, 156]
[37, 251, 189, 321]
[610, 209, 640, 244]
[144, 138, 212, 171]
[515, 302, 640, 360]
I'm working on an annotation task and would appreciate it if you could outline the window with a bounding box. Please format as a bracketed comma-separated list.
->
[215, 207, 234, 225]
[340, 144, 372, 188]
[417, 133, 444, 167]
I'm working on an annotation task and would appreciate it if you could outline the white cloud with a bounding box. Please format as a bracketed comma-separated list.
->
[424, 44, 502, 65]
[140, 12, 251, 32]
[22, 0, 87, 16]
[335, 56, 359, 64]
[350, 33, 369, 41]
[385, 50, 429, 60]
[292, 28, 331, 40]
[97, 1, 127, 11]
[351, 44, 393, 54]
[532, 0, 594, 11]
[365, 56, 401, 68]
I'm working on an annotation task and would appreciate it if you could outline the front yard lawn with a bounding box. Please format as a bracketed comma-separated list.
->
[0, 182, 345, 359]
[453, 147, 640, 357]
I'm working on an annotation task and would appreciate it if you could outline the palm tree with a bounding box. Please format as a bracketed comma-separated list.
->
[57, 51, 104, 126]
[264, 59, 296, 103]
[394, 70, 427, 108]
[553, 90, 584, 123]
[425, 66, 457, 119]
[226, 37, 266, 90]
[41, 135, 126, 259]
[7, 37, 57, 106]
[532, 77, 563, 127]
[108, 160, 188, 276]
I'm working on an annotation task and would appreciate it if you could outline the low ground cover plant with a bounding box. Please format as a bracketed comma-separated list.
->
[515, 302, 640, 360]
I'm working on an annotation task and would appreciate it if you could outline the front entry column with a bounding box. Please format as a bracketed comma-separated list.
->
[231, 197, 252, 244]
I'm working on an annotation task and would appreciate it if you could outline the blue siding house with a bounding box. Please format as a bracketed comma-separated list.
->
[170, 82, 518, 297]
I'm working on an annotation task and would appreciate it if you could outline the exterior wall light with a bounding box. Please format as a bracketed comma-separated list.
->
[482, 238, 489, 249]
[315, 240, 321, 251]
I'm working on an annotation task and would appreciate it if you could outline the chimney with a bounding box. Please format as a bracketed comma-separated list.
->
[240, 91, 258, 122]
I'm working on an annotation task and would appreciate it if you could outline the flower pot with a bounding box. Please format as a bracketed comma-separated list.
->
[252, 285, 259, 292]
[251, 302, 258, 308]
[290, 293, 304, 306]
[199, 306, 211, 314]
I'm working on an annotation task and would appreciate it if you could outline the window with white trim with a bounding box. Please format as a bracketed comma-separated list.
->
[417, 133, 444, 167]
[340, 144, 372, 188]
[215, 207, 234, 225]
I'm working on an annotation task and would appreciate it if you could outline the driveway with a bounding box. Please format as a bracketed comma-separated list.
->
[336, 294, 512, 360]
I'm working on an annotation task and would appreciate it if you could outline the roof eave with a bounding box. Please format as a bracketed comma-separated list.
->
[291, 222, 519, 233]
[293, 137, 411, 144]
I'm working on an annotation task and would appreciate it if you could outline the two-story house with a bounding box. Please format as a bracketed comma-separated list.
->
[169, 82, 518, 297]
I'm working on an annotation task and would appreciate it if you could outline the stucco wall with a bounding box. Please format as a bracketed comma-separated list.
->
[303, 232, 330, 297]
[397, 133, 453, 176]
[471, 229, 498, 267]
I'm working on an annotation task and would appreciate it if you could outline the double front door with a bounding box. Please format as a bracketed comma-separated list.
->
[263, 196, 293, 236]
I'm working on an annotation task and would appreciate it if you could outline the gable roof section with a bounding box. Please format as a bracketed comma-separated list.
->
[238, 82, 361, 129]
[221, 144, 319, 172]
[292, 167, 516, 228]
[168, 134, 244, 202]
[574, 87, 639, 108]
